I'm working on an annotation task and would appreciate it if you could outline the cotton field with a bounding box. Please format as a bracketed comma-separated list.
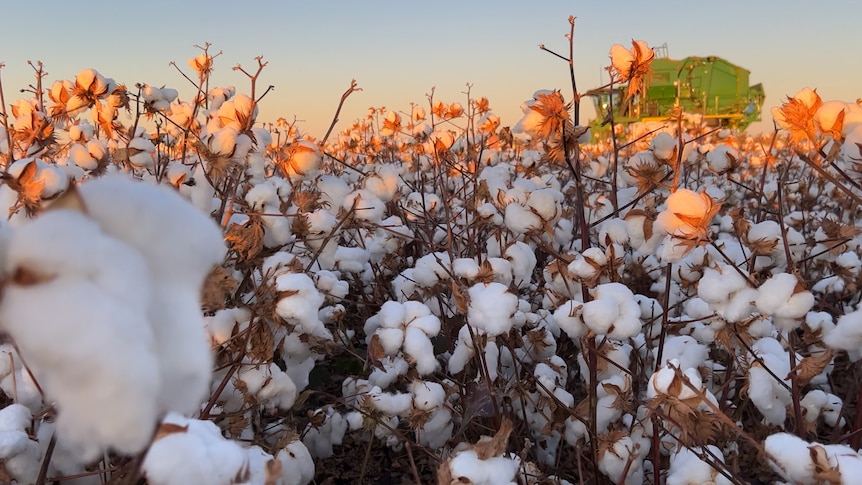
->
[1, 29, 862, 485]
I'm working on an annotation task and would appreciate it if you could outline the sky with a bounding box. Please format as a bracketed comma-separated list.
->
[0, 0, 859, 138]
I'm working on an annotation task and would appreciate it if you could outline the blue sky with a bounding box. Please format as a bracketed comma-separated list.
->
[0, 0, 858, 137]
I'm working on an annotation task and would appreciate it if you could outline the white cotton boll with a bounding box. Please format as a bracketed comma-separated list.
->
[368, 387, 413, 416]
[504, 202, 542, 234]
[824, 308, 862, 360]
[527, 187, 562, 222]
[69, 143, 99, 170]
[407, 313, 441, 337]
[377, 328, 405, 355]
[78, 174, 225, 415]
[705, 145, 739, 173]
[417, 408, 453, 449]
[698, 264, 749, 304]
[504, 241, 537, 289]
[667, 446, 732, 485]
[0, 404, 41, 485]
[0, 211, 161, 460]
[598, 435, 642, 485]
[344, 189, 386, 221]
[143, 414, 248, 485]
[410, 381, 446, 411]
[467, 282, 518, 336]
[317, 175, 350, 212]
[314, 270, 349, 300]
[453, 257, 481, 279]
[237, 363, 297, 410]
[598, 218, 630, 247]
[656, 189, 712, 238]
[261, 252, 297, 281]
[204, 307, 251, 346]
[127, 137, 156, 168]
[581, 298, 618, 335]
[334, 245, 370, 273]
[651, 132, 677, 160]
[552, 301, 584, 340]
[365, 300, 407, 334]
[275, 273, 327, 336]
[765, 433, 817, 484]
[276, 440, 315, 485]
[655, 335, 709, 370]
[748, 364, 789, 425]
[449, 324, 477, 374]
[756, 273, 814, 330]
[412, 252, 450, 288]
[368, 356, 410, 389]
[403, 326, 438, 375]
[447, 450, 520, 485]
[487, 257, 514, 286]
[569, 247, 606, 279]
[723, 287, 759, 323]
[244, 181, 279, 211]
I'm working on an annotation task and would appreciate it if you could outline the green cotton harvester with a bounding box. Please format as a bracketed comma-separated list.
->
[587, 45, 765, 135]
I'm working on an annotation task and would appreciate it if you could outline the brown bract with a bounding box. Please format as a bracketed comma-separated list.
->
[528, 90, 571, 140]
[776, 91, 822, 144]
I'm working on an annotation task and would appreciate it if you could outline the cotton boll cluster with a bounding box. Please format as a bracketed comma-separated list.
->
[236, 362, 298, 410]
[244, 179, 292, 248]
[363, 300, 441, 375]
[143, 413, 314, 485]
[581, 282, 642, 339]
[597, 431, 645, 485]
[697, 263, 758, 323]
[302, 407, 349, 458]
[755, 272, 815, 331]
[800, 389, 844, 428]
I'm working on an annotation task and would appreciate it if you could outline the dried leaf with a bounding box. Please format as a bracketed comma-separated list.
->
[201, 265, 238, 312]
[473, 417, 512, 460]
[248, 321, 276, 362]
[154, 422, 189, 441]
[263, 459, 282, 485]
[226, 216, 265, 262]
[368, 333, 387, 372]
[13, 160, 45, 214]
[790, 348, 834, 387]
[451, 280, 469, 314]
[810, 444, 842, 485]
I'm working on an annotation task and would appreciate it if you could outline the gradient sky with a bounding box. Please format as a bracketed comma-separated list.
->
[1, 0, 858, 138]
